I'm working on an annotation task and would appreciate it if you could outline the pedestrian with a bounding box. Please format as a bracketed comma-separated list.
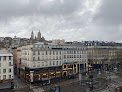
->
[107, 85, 109, 89]
[109, 88, 110, 91]
[29, 89, 31, 92]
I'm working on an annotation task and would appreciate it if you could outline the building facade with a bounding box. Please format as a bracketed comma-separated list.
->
[0, 49, 14, 89]
[88, 46, 122, 70]
[18, 42, 88, 82]
[62, 44, 88, 76]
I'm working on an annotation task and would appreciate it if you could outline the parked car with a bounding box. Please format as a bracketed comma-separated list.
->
[68, 74, 74, 79]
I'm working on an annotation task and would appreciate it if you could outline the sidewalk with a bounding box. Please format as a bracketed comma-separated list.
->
[32, 87, 44, 92]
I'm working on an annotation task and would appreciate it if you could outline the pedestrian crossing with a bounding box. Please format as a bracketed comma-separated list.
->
[14, 84, 29, 89]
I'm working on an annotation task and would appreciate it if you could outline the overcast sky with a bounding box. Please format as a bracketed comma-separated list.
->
[0, 0, 122, 42]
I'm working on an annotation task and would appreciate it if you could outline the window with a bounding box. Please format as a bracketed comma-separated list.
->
[0, 57, 1, 61]
[60, 61, 62, 65]
[50, 51, 51, 55]
[42, 51, 44, 55]
[9, 56, 11, 60]
[9, 69, 11, 73]
[0, 69, 1, 74]
[33, 62, 36, 67]
[74, 51, 76, 54]
[42, 62, 44, 66]
[46, 51, 47, 55]
[33, 51, 35, 55]
[53, 51, 55, 55]
[60, 56, 61, 59]
[53, 61, 55, 65]
[38, 51, 40, 55]
[49, 61, 51, 65]
[37, 62, 40, 67]
[56, 61, 58, 65]
[60, 51, 61, 55]
[3, 75, 6, 80]
[0, 63, 1, 67]
[56, 56, 58, 59]
[4, 56, 6, 60]
[9, 75, 11, 79]
[33, 57, 35, 61]
[56, 51, 58, 55]
[3, 69, 6, 73]
[53, 56, 55, 59]
[45, 61, 48, 66]
[64, 55, 66, 58]
[9, 62, 11, 66]
[38, 57, 40, 61]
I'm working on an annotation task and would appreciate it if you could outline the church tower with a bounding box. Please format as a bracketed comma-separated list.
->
[30, 31, 34, 40]
[37, 30, 41, 41]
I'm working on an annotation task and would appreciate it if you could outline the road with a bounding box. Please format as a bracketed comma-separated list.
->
[32, 70, 108, 92]
[1, 70, 122, 92]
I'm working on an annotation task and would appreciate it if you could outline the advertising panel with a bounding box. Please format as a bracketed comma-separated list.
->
[30, 71, 34, 82]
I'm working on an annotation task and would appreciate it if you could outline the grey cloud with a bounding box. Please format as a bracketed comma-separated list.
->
[88, 0, 122, 42]
[0, 0, 83, 19]
[1, 0, 122, 42]
[94, 0, 122, 25]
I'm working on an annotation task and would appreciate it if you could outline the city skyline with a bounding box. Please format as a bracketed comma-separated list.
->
[0, 0, 122, 42]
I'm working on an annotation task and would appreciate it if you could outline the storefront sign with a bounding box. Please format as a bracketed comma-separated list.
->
[51, 73, 54, 74]
[56, 71, 61, 73]
[62, 68, 67, 70]
[43, 73, 47, 76]
[68, 68, 72, 69]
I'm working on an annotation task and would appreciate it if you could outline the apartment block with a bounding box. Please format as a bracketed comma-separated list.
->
[0, 49, 14, 89]
[18, 42, 88, 82]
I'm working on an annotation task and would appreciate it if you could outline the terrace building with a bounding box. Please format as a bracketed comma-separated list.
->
[0, 49, 14, 89]
[17, 42, 88, 82]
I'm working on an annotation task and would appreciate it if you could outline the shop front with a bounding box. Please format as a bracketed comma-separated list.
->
[56, 66, 62, 77]
[67, 64, 73, 75]
[0, 80, 14, 89]
[42, 73, 48, 80]
[62, 63, 78, 76]
[56, 71, 61, 77]
[48, 67, 56, 78]
[41, 68, 48, 80]
[49, 72, 55, 78]
[33, 69, 41, 82]
[26, 73, 30, 82]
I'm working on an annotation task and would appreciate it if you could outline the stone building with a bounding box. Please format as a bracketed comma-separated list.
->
[17, 42, 88, 82]
[87, 46, 122, 70]
[0, 49, 14, 89]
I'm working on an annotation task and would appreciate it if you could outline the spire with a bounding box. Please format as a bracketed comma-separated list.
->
[32, 30, 33, 34]
[30, 30, 34, 40]
[37, 30, 41, 41]
[35, 36, 36, 40]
